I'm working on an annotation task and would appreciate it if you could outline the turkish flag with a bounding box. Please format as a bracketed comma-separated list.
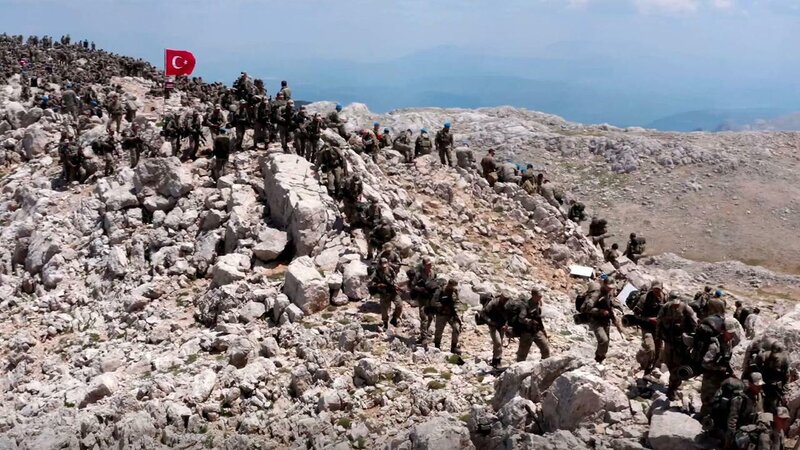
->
[164, 49, 196, 77]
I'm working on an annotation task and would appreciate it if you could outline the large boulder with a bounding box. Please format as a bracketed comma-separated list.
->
[541, 368, 629, 431]
[493, 354, 587, 410]
[764, 304, 800, 362]
[342, 259, 370, 300]
[253, 227, 288, 262]
[409, 417, 475, 450]
[21, 125, 53, 159]
[133, 157, 193, 198]
[647, 410, 704, 450]
[283, 256, 329, 314]
[260, 154, 335, 256]
[24, 231, 62, 275]
[212, 253, 251, 286]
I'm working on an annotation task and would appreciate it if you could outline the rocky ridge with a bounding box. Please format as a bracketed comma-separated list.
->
[0, 75, 799, 450]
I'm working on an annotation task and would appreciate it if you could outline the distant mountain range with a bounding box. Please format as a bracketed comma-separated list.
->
[198, 46, 800, 131]
[643, 108, 797, 132]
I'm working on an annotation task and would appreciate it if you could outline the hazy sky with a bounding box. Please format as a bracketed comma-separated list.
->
[2, 0, 799, 125]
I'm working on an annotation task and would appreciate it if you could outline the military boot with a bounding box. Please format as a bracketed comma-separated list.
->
[450, 346, 462, 355]
[491, 358, 501, 368]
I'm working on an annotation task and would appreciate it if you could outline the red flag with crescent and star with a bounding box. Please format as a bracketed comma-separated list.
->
[164, 49, 196, 77]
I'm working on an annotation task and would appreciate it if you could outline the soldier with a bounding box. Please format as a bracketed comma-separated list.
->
[632, 281, 666, 374]
[604, 243, 621, 270]
[479, 293, 510, 368]
[305, 113, 324, 162]
[252, 97, 270, 148]
[278, 80, 292, 100]
[567, 200, 587, 223]
[277, 99, 295, 153]
[293, 106, 310, 158]
[163, 112, 183, 157]
[699, 317, 739, 418]
[316, 144, 347, 199]
[326, 103, 348, 139]
[124, 96, 138, 123]
[377, 242, 402, 273]
[58, 132, 82, 182]
[207, 104, 226, 140]
[61, 85, 80, 119]
[734, 300, 753, 329]
[415, 128, 433, 157]
[183, 110, 204, 161]
[508, 288, 551, 362]
[340, 175, 365, 226]
[105, 93, 124, 134]
[407, 257, 437, 344]
[91, 130, 118, 177]
[431, 279, 462, 354]
[589, 217, 612, 252]
[744, 307, 760, 339]
[623, 233, 647, 264]
[392, 129, 414, 163]
[521, 173, 543, 195]
[361, 128, 379, 161]
[120, 123, 145, 168]
[581, 275, 619, 363]
[480, 149, 499, 186]
[743, 337, 777, 381]
[759, 341, 789, 414]
[540, 180, 566, 215]
[656, 292, 698, 400]
[369, 258, 401, 330]
[379, 128, 392, 148]
[228, 100, 250, 151]
[435, 122, 454, 167]
[707, 374, 763, 448]
[212, 128, 233, 181]
[691, 286, 715, 319]
[368, 218, 396, 260]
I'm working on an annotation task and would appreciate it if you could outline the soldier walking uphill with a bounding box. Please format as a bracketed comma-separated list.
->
[435, 122, 455, 167]
[368, 218, 396, 260]
[415, 129, 433, 158]
[206, 104, 226, 140]
[163, 112, 183, 157]
[369, 258, 402, 330]
[628, 280, 667, 375]
[105, 93, 125, 134]
[58, 132, 83, 183]
[430, 279, 463, 354]
[589, 217, 612, 252]
[753, 340, 790, 414]
[316, 144, 347, 200]
[293, 107, 310, 159]
[392, 129, 414, 163]
[656, 293, 698, 400]
[183, 110, 204, 161]
[120, 123, 145, 168]
[507, 288, 551, 363]
[580, 275, 620, 363]
[212, 129, 233, 181]
[706, 373, 764, 449]
[478, 293, 510, 368]
[407, 257, 438, 344]
[252, 97, 270, 149]
[481, 149, 499, 187]
[228, 100, 251, 152]
[696, 316, 740, 418]
[304, 114, 324, 162]
[326, 103, 348, 140]
[623, 233, 647, 264]
[92, 130, 118, 177]
[276, 100, 296, 154]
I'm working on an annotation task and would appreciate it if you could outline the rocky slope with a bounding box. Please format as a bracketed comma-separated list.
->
[319, 102, 800, 275]
[0, 73, 799, 450]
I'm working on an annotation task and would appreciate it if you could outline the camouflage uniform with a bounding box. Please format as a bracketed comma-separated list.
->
[759, 342, 789, 414]
[479, 295, 508, 367]
[435, 127, 454, 167]
[509, 292, 551, 362]
[656, 298, 698, 399]
[316, 145, 346, 199]
[369, 261, 401, 328]
[633, 285, 666, 374]
[392, 130, 414, 163]
[407, 261, 437, 343]
[699, 320, 737, 417]
[431, 280, 462, 353]
[368, 219, 396, 260]
[415, 132, 433, 157]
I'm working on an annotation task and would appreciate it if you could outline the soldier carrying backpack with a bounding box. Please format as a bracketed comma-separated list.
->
[624, 232, 647, 264]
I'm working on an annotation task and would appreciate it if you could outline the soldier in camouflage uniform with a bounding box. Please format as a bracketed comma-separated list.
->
[91, 130, 118, 177]
[369, 258, 402, 329]
[415, 129, 433, 157]
[431, 279, 462, 354]
[699, 317, 739, 418]
[392, 129, 414, 163]
[435, 122, 454, 167]
[508, 288, 551, 362]
[316, 144, 347, 199]
[656, 292, 698, 399]
[479, 293, 510, 368]
[407, 257, 438, 344]
[368, 218, 396, 260]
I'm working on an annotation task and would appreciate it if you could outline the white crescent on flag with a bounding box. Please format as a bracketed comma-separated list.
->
[172, 56, 186, 70]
